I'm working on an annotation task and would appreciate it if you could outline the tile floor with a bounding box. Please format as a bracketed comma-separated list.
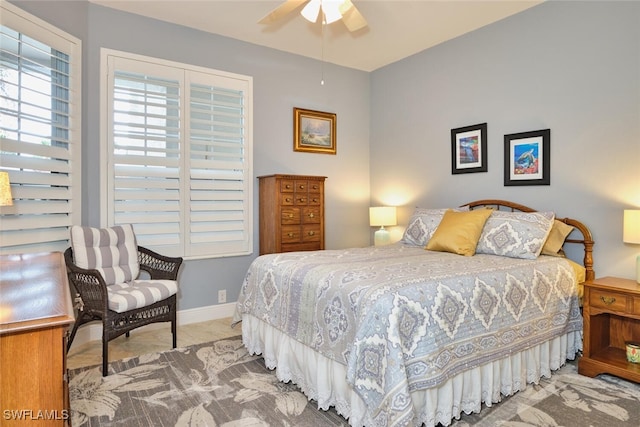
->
[67, 317, 239, 370]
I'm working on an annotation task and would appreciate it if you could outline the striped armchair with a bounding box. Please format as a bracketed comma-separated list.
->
[65, 224, 182, 376]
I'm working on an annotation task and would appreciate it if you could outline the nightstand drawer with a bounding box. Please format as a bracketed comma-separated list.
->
[589, 288, 628, 312]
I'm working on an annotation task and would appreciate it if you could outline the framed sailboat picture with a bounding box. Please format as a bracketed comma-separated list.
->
[293, 107, 336, 155]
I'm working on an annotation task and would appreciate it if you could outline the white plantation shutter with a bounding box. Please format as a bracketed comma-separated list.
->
[0, 2, 81, 255]
[187, 73, 250, 257]
[105, 51, 252, 258]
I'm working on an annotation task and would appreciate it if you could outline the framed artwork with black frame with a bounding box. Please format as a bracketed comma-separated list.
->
[504, 129, 550, 186]
[451, 123, 487, 174]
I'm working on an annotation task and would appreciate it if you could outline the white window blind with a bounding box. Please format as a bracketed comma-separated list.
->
[105, 51, 252, 258]
[0, 2, 81, 255]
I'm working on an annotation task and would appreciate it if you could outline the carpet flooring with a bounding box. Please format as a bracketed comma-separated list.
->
[69, 336, 640, 426]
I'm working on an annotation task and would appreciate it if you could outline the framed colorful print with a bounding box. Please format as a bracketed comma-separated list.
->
[451, 123, 487, 174]
[293, 107, 337, 155]
[504, 129, 550, 186]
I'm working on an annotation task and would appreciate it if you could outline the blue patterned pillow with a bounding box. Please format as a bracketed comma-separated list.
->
[401, 207, 469, 247]
[476, 211, 555, 259]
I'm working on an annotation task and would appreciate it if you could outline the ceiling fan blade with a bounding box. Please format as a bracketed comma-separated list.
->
[259, 0, 309, 24]
[340, 0, 368, 32]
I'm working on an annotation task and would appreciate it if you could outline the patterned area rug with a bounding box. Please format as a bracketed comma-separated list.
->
[69, 337, 640, 427]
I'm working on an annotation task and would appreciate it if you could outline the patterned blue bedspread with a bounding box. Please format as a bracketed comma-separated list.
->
[234, 244, 583, 426]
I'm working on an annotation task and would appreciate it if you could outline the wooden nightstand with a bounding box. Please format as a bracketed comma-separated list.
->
[579, 276, 640, 382]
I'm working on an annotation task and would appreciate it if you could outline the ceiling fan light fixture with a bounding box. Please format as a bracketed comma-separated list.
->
[301, 0, 321, 23]
[301, 0, 349, 25]
[322, 2, 343, 24]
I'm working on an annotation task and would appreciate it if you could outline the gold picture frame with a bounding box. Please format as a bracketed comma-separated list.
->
[293, 107, 336, 155]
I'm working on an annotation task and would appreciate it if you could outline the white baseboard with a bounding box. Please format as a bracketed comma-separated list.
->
[68, 302, 237, 350]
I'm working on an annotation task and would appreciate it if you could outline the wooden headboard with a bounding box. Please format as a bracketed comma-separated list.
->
[461, 199, 595, 281]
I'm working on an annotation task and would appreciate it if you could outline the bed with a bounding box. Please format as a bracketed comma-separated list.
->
[232, 199, 595, 427]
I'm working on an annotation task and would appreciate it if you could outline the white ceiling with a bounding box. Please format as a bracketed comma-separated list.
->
[90, 0, 543, 72]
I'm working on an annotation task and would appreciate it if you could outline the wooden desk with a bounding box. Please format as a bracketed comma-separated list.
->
[0, 252, 75, 426]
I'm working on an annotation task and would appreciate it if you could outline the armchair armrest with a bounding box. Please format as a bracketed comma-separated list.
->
[137, 246, 183, 281]
[63, 247, 109, 314]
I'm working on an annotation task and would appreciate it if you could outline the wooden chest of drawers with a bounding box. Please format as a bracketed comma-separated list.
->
[258, 174, 326, 255]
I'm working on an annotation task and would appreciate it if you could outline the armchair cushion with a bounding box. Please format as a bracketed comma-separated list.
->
[108, 279, 178, 313]
[70, 224, 139, 286]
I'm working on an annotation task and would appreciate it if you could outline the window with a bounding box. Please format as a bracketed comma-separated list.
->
[103, 50, 253, 259]
[0, 2, 82, 255]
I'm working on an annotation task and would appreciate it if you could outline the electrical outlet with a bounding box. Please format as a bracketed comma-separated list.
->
[218, 289, 227, 304]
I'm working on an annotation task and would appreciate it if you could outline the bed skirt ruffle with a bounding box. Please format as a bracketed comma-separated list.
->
[240, 314, 582, 427]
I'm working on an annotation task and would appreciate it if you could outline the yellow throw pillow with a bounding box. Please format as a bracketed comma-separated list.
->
[541, 220, 574, 256]
[425, 208, 493, 256]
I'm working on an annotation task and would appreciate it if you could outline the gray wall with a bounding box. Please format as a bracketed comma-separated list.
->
[11, 0, 371, 310]
[10, 0, 640, 308]
[371, 0, 640, 280]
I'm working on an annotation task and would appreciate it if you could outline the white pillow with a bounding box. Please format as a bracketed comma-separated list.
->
[475, 211, 555, 259]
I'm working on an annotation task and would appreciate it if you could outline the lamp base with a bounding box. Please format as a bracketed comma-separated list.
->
[374, 227, 390, 246]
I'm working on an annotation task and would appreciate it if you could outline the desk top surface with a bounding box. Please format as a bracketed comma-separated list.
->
[0, 252, 75, 335]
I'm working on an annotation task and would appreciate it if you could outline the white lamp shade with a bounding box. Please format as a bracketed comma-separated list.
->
[623, 210, 640, 244]
[369, 206, 397, 227]
[0, 171, 13, 207]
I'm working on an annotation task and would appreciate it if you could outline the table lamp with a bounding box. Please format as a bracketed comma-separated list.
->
[0, 171, 13, 206]
[370, 206, 397, 246]
[623, 209, 640, 283]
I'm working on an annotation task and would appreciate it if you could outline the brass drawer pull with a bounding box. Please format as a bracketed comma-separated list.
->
[600, 296, 616, 305]
[299, 198, 306, 203]
[309, 213, 314, 218]
[308, 231, 315, 236]
[288, 214, 294, 218]
[299, 185, 305, 189]
[287, 233, 294, 237]
[285, 198, 292, 203]
[285, 184, 291, 189]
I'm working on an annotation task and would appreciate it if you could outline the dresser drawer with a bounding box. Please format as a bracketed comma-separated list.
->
[308, 192, 322, 205]
[281, 226, 301, 243]
[589, 288, 628, 313]
[302, 207, 321, 224]
[281, 193, 295, 205]
[281, 208, 300, 225]
[302, 225, 321, 242]
[308, 181, 322, 192]
[294, 180, 309, 192]
[281, 242, 322, 253]
[294, 193, 309, 205]
[280, 180, 295, 193]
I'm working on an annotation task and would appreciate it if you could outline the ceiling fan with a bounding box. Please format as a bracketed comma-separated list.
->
[259, 0, 368, 32]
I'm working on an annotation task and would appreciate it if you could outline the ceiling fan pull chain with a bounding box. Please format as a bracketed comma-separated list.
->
[321, 12, 325, 85]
